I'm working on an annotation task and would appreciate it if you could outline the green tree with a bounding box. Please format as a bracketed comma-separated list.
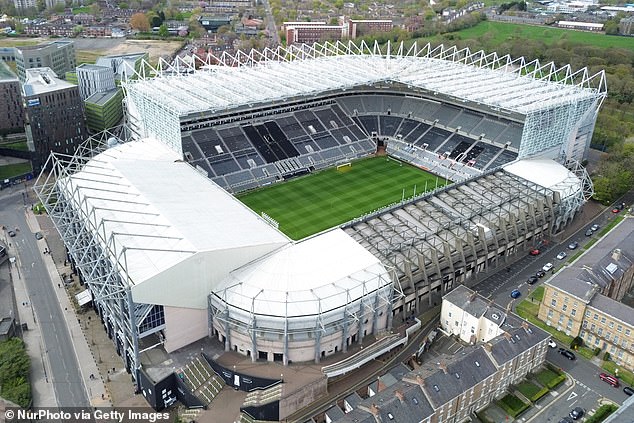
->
[158, 23, 168, 37]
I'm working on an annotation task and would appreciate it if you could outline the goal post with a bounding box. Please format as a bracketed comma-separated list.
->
[336, 162, 352, 172]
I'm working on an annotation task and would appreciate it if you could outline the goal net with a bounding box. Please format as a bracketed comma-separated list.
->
[336, 162, 352, 173]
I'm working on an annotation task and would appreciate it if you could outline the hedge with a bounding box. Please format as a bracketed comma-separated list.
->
[585, 404, 618, 423]
[0, 338, 31, 408]
[497, 394, 530, 418]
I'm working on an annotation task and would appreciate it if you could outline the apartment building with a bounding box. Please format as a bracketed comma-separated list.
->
[14, 40, 76, 83]
[76, 63, 116, 100]
[22, 68, 86, 169]
[283, 17, 392, 45]
[0, 60, 24, 134]
[539, 218, 634, 371]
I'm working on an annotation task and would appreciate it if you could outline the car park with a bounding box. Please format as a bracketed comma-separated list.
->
[536, 270, 546, 278]
[548, 339, 557, 348]
[558, 348, 576, 360]
[529, 249, 540, 256]
[556, 252, 567, 260]
[527, 276, 538, 285]
[624, 386, 634, 396]
[569, 407, 584, 420]
[599, 372, 620, 387]
[568, 241, 579, 250]
[542, 262, 554, 272]
[510, 289, 521, 299]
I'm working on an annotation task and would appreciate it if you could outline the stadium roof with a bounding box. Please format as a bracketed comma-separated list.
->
[504, 159, 582, 200]
[58, 138, 289, 287]
[212, 228, 391, 318]
[123, 41, 606, 117]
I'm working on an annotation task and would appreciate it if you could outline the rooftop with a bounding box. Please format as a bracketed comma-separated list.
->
[588, 294, 634, 328]
[546, 218, 634, 303]
[443, 284, 490, 318]
[22, 67, 76, 96]
[85, 88, 121, 106]
[123, 41, 606, 117]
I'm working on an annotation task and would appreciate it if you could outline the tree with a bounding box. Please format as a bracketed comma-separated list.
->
[119, 2, 128, 9]
[158, 23, 168, 37]
[130, 12, 150, 32]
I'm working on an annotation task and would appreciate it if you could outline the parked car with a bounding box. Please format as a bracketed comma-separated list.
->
[8, 230, 15, 237]
[35, 232, 43, 240]
[599, 372, 620, 387]
[536, 270, 546, 278]
[612, 207, 621, 213]
[623, 386, 634, 396]
[558, 348, 576, 360]
[543, 262, 554, 272]
[556, 252, 567, 260]
[585, 229, 594, 236]
[529, 249, 540, 256]
[510, 289, 521, 299]
[559, 417, 573, 423]
[568, 241, 579, 250]
[569, 407, 584, 420]
[548, 339, 557, 348]
[527, 276, 538, 285]
[591, 224, 600, 231]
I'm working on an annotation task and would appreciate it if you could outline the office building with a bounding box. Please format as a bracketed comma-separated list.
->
[76, 63, 116, 100]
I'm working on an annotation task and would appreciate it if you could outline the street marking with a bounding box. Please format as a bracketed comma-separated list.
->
[568, 392, 578, 401]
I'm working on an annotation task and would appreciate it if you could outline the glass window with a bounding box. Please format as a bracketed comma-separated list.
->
[617, 325, 622, 333]
[571, 309, 576, 316]
[563, 304, 568, 311]
[609, 321, 614, 328]
[551, 299, 557, 306]
[594, 313, 598, 320]
[601, 317, 606, 324]
[626, 329, 631, 336]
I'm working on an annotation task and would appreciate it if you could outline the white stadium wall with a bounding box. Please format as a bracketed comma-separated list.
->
[164, 306, 208, 353]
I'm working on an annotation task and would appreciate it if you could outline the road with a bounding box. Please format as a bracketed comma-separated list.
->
[538, 344, 631, 422]
[260, 0, 280, 46]
[0, 185, 89, 407]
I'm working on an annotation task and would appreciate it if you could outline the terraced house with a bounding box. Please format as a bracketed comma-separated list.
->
[539, 218, 634, 371]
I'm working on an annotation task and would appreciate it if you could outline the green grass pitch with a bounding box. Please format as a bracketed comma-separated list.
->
[238, 156, 449, 240]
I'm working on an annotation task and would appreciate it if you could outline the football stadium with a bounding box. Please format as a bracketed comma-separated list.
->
[34, 41, 604, 413]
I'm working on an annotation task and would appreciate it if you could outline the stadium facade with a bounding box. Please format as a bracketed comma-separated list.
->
[35, 41, 604, 386]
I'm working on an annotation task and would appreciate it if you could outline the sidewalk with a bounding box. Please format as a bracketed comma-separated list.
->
[24, 208, 111, 408]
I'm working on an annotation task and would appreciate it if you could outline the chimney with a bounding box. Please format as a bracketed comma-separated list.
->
[377, 376, 387, 393]
[469, 291, 477, 302]
[395, 390, 405, 403]
[522, 321, 532, 334]
[416, 375, 424, 386]
[612, 249, 622, 262]
[484, 342, 492, 352]
[439, 362, 448, 374]
[504, 332, 512, 341]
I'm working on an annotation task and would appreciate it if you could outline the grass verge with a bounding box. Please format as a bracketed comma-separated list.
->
[585, 404, 618, 423]
[602, 361, 634, 387]
[0, 162, 32, 180]
[497, 394, 530, 418]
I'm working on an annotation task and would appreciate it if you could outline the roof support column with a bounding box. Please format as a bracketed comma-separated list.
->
[357, 287, 365, 345]
[125, 287, 141, 389]
[250, 316, 257, 362]
[223, 307, 231, 352]
[283, 292, 289, 366]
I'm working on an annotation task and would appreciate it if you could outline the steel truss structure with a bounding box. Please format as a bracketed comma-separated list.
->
[33, 126, 168, 383]
[343, 162, 586, 316]
[122, 40, 606, 159]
